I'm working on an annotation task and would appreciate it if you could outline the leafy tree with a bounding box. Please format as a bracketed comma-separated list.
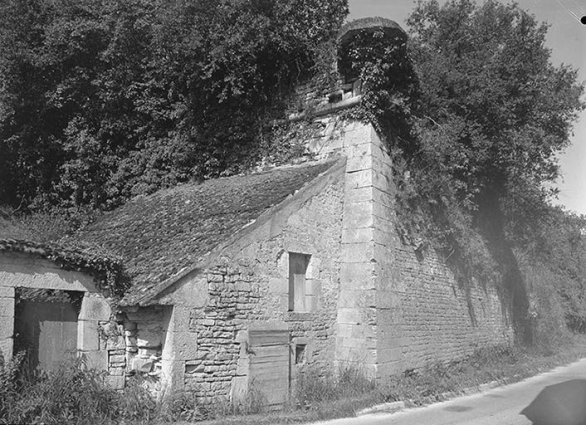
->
[405, 0, 584, 220]
[339, 0, 584, 343]
[0, 0, 348, 211]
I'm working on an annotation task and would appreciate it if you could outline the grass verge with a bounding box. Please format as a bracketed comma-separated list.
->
[189, 334, 586, 425]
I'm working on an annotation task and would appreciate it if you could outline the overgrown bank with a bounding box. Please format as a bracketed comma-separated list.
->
[2, 336, 585, 425]
[193, 335, 586, 425]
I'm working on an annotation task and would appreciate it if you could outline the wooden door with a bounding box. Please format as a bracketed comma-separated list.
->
[249, 329, 290, 408]
[16, 301, 78, 372]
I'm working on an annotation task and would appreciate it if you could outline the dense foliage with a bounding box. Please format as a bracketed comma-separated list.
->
[337, 0, 585, 340]
[0, 0, 348, 211]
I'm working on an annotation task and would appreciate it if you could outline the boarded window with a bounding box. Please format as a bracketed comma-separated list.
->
[288, 253, 310, 312]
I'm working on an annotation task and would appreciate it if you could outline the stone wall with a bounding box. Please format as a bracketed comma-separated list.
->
[0, 252, 115, 377]
[388, 243, 513, 371]
[154, 170, 345, 403]
[301, 117, 513, 381]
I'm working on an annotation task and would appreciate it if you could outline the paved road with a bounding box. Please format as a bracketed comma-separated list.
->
[309, 358, 586, 425]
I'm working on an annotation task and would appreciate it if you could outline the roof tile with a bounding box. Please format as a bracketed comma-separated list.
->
[71, 160, 338, 304]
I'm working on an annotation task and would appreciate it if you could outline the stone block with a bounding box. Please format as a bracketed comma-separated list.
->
[230, 376, 249, 402]
[82, 350, 108, 371]
[0, 338, 13, 362]
[109, 366, 125, 376]
[185, 363, 205, 374]
[342, 201, 373, 228]
[235, 357, 250, 376]
[340, 263, 376, 290]
[345, 142, 372, 159]
[345, 186, 374, 205]
[341, 243, 375, 263]
[163, 331, 198, 361]
[337, 323, 355, 339]
[0, 286, 15, 298]
[79, 296, 111, 321]
[372, 168, 392, 193]
[338, 290, 362, 309]
[373, 200, 394, 223]
[342, 227, 374, 244]
[0, 314, 13, 339]
[168, 306, 191, 330]
[345, 169, 373, 190]
[78, 320, 98, 351]
[372, 186, 393, 208]
[0, 297, 14, 317]
[346, 155, 373, 173]
[343, 123, 372, 147]
[109, 354, 126, 364]
[138, 347, 160, 358]
[337, 307, 362, 325]
[131, 357, 154, 372]
[161, 360, 185, 392]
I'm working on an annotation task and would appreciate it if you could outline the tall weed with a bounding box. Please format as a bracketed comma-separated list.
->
[0, 355, 176, 425]
[293, 363, 376, 409]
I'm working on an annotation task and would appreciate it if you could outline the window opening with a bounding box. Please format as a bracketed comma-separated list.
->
[294, 344, 306, 365]
[288, 252, 310, 312]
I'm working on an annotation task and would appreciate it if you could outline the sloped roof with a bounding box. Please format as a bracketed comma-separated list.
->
[70, 160, 339, 305]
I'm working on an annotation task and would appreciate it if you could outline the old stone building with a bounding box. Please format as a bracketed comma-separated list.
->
[1, 17, 514, 407]
[0, 239, 124, 388]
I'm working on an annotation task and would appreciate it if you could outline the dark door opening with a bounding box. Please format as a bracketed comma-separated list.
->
[14, 289, 82, 373]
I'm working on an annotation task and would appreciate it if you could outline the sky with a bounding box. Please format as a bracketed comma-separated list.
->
[348, 0, 586, 216]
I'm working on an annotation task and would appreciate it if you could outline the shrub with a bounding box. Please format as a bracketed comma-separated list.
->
[293, 363, 376, 410]
[517, 259, 573, 353]
[0, 355, 169, 425]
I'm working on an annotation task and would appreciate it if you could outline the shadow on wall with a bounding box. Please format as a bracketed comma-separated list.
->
[478, 204, 533, 346]
[14, 288, 83, 375]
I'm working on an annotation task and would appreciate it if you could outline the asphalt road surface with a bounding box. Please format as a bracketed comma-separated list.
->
[309, 358, 586, 425]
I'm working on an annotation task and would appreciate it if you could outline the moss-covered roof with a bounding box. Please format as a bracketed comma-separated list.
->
[0, 238, 127, 297]
[70, 160, 338, 305]
[338, 16, 406, 45]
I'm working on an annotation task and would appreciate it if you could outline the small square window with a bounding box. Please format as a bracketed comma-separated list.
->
[288, 253, 310, 312]
[294, 344, 306, 365]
